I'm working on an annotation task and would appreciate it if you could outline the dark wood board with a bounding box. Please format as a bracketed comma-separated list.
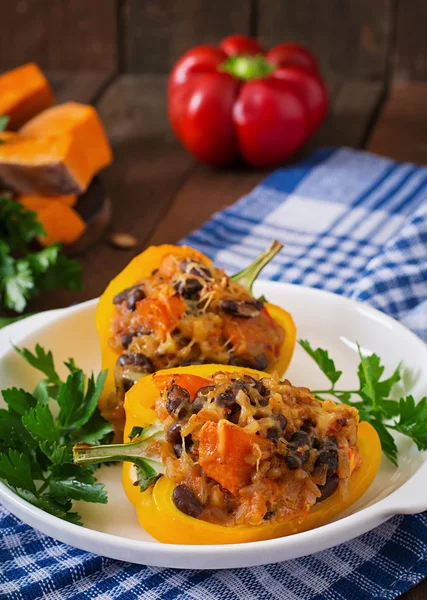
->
[121, 0, 253, 72]
[0, 0, 117, 72]
[394, 0, 427, 81]
[257, 0, 391, 81]
[28, 74, 195, 311]
[46, 71, 113, 105]
[402, 580, 427, 600]
[367, 82, 427, 164]
[147, 77, 384, 245]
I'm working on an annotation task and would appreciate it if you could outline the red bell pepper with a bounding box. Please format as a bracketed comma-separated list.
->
[168, 35, 328, 168]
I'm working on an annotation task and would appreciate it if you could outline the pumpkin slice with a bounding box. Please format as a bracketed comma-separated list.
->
[0, 134, 94, 195]
[0, 63, 54, 130]
[21, 102, 112, 180]
[19, 194, 78, 208]
[22, 198, 86, 246]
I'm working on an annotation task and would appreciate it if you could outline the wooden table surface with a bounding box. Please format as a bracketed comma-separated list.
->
[34, 71, 426, 599]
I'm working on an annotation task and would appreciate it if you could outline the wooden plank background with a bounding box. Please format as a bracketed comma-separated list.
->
[0, 0, 425, 83]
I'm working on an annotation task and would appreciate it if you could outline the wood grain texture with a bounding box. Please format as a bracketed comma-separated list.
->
[401, 580, 427, 600]
[46, 71, 113, 104]
[257, 0, 391, 80]
[313, 79, 384, 148]
[0, 0, 117, 72]
[42, 74, 195, 306]
[367, 82, 427, 164]
[394, 0, 427, 81]
[121, 0, 252, 73]
[147, 76, 383, 246]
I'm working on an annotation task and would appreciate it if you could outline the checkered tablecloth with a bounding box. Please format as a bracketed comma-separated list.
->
[1, 147, 426, 599]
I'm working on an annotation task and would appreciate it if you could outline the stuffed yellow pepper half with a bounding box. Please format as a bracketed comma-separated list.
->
[74, 364, 381, 545]
[96, 242, 296, 438]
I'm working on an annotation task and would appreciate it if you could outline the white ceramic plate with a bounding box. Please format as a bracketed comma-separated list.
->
[0, 281, 426, 570]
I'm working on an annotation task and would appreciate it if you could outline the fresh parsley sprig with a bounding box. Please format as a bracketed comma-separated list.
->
[0, 344, 113, 524]
[0, 196, 82, 322]
[299, 339, 427, 465]
[0, 115, 8, 143]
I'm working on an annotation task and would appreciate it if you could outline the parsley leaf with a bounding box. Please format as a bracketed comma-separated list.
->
[15, 488, 83, 525]
[0, 197, 45, 250]
[369, 419, 398, 465]
[392, 396, 427, 451]
[57, 370, 107, 432]
[134, 463, 161, 492]
[22, 404, 59, 446]
[298, 339, 425, 465]
[50, 479, 107, 504]
[14, 343, 61, 385]
[0, 196, 82, 315]
[299, 339, 342, 385]
[0, 115, 9, 137]
[0, 450, 37, 493]
[0, 344, 112, 525]
[1, 387, 37, 416]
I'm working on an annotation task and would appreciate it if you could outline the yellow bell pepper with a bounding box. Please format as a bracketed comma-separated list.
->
[96, 243, 296, 423]
[73, 364, 381, 546]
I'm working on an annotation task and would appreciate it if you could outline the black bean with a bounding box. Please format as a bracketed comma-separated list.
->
[301, 419, 315, 433]
[221, 300, 262, 318]
[215, 388, 237, 408]
[266, 427, 279, 442]
[254, 379, 270, 397]
[253, 353, 268, 370]
[197, 385, 216, 397]
[275, 414, 287, 430]
[180, 260, 211, 279]
[117, 354, 134, 366]
[190, 266, 211, 279]
[263, 511, 274, 521]
[184, 434, 193, 453]
[173, 443, 183, 458]
[122, 332, 136, 349]
[166, 422, 182, 444]
[228, 355, 253, 368]
[112, 284, 141, 305]
[119, 353, 154, 372]
[190, 397, 205, 414]
[233, 379, 251, 393]
[172, 484, 204, 518]
[316, 448, 338, 475]
[174, 278, 203, 299]
[290, 431, 311, 448]
[285, 449, 309, 470]
[126, 287, 145, 311]
[227, 404, 241, 424]
[166, 384, 190, 416]
[317, 474, 339, 503]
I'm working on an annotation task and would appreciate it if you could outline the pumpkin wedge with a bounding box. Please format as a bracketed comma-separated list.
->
[0, 63, 54, 130]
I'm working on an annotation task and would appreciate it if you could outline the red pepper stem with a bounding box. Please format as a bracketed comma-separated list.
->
[231, 240, 283, 293]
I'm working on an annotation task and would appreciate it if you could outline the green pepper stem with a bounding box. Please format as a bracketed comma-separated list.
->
[219, 55, 275, 81]
[73, 423, 165, 475]
[231, 240, 283, 293]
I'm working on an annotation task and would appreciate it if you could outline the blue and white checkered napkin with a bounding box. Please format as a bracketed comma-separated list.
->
[1, 147, 427, 599]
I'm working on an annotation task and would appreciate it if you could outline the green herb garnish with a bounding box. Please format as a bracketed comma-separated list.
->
[0, 344, 113, 524]
[299, 339, 427, 465]
[0, 196, 82, 321]
[0, 115, 8, 143]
